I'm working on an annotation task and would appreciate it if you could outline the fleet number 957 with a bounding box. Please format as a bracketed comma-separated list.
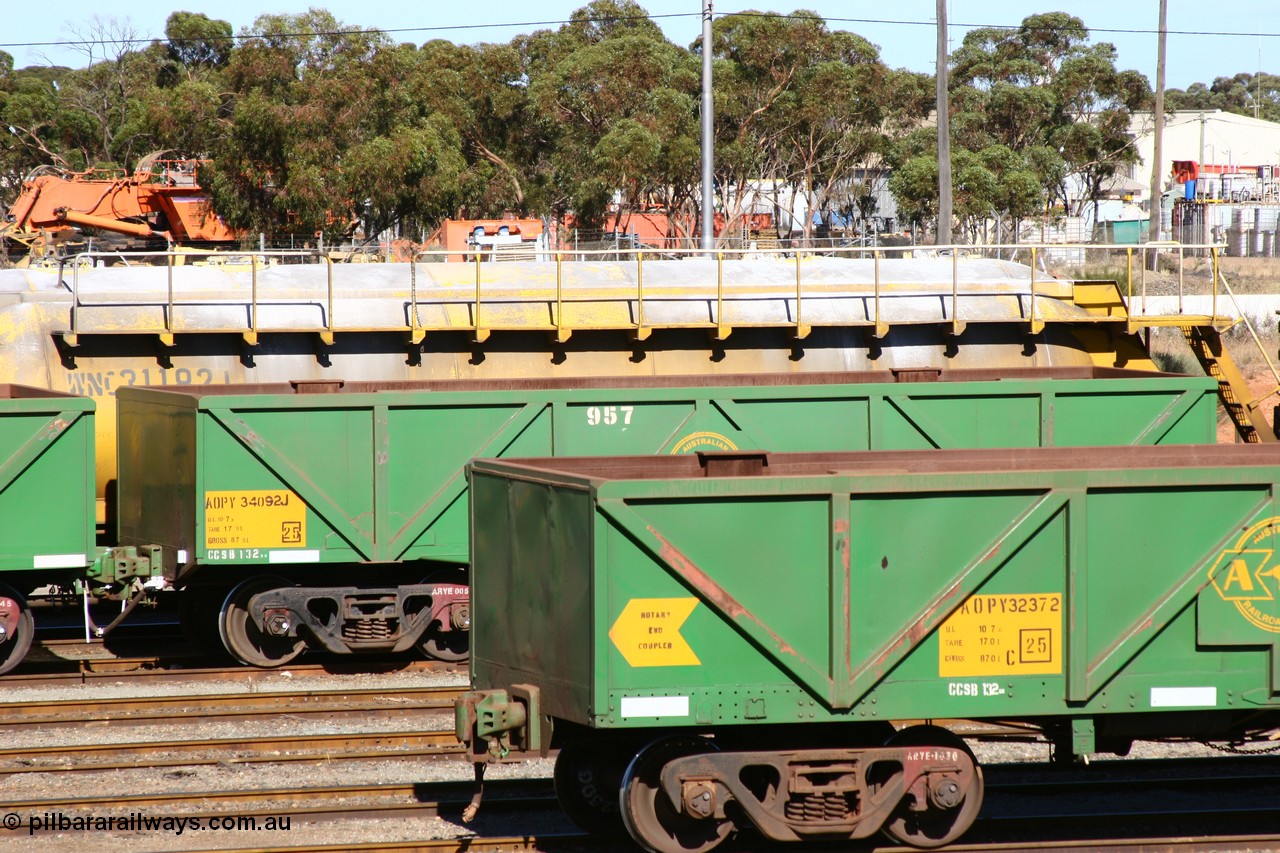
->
[585, 405, 634, 426]
[948, 682, 1006, 697]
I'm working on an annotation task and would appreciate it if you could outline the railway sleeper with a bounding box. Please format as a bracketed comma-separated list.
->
[245, 583, 466, 655]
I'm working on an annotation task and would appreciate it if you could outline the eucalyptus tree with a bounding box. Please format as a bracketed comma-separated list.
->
[1167, 73, 1280, 124]
[202, 10, 476, 239]
[892, 11, 1147, 239]
[48, 16, 167, 169]
[409, 39, 543, 215]
[138, 13, 234, 159]
[525, 0, 701, 234]
[1, 55, 75, 193]
[709, 10, 915, 243]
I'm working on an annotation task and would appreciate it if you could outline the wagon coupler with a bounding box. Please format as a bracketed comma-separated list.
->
[454, 684, 543, 760]
[454, 685, 543, 823]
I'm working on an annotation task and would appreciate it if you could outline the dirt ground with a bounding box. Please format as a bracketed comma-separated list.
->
[1173, 256, 1280, 293]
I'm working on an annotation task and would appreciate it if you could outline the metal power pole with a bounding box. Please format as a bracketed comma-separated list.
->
[935, 0, 953, 246]
[1198, 112, 1205, 200]
[1148, 0, 1167, 246]
[701, 1, 715, 252]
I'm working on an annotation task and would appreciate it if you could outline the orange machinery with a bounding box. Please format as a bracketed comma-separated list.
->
[428, 218, 545, 262]
[1, 154, 236, 260]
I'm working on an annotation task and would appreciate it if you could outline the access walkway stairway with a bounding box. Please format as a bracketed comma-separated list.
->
[1099, 245, 1280, 443]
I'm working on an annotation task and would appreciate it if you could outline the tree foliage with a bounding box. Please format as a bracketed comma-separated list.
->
[893, 12, 1148, 237]
[0, 4, 1256, 246]
[164, 12, 234, 71]
[708, 10, 924, 241]
[1167, 73, 1280, 124]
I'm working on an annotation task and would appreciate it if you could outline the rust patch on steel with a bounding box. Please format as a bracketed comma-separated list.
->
[843, 574, 852, 675]
[237, 421, 265, 450]
[1091, 610, 1160, 676]
[834, 520, 851, 573]
[649, 526, 800, 659]
[866, 581, 968, 679]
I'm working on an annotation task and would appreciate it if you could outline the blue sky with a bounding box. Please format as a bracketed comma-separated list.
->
[4, 2, 1276, 91]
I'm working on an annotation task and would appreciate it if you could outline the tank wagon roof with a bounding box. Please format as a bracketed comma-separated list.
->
[0, 256, 1093, 333]
[0, 256, 1071, 296]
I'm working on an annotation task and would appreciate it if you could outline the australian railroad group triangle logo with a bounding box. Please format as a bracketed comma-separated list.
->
[1208, 517, 1280, 633]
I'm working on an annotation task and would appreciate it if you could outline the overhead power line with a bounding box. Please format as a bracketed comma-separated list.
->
[1, 9, 1278, 55]
[773, 12, 1280, 40]
[0, 12, 699, 52]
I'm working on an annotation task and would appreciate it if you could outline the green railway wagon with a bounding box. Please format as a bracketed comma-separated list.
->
[115, 367, 1216, 667]
[0, 386, 96, 673]
[458, 445, 1280, 851]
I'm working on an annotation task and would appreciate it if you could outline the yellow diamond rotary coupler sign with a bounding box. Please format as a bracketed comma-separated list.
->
[938, 593, 1063, 677]
[609, 598, 701, 667]
[204, 490, 306, 551]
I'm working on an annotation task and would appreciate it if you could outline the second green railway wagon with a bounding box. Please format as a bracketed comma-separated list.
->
[458, 444, 1280, 851]
[115, 367, 1216, 666]
[0, 386, 173, 674]
[0, 386, 96, 672]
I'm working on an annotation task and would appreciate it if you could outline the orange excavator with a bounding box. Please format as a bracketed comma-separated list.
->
[1, 153, 238, 265]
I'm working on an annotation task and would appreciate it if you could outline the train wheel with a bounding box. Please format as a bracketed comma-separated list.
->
[0, 585, 34, 675]
[418, 569, 469, 663]
[620, 736, 732, 853]
[218, 576, 305, 668]
[880, 725, 984, 849]
[554, 737, 636, 836]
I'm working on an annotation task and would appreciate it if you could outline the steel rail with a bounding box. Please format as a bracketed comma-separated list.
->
[181, 835, 595, 853]
[6, 657, 453, 687]
[3, 778, 553, 813]
[917, 836, 1280, 853]
[172, 830, 1280, 853]
[14, 784, 559, 835]
[0, 730, 462, 774]
[0, 685, 463, 729]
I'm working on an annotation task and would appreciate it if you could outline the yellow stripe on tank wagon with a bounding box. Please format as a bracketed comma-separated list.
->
[939, 593, 1063, 677]
[609, 598, 701, 667]
[204, 490, 306, 551]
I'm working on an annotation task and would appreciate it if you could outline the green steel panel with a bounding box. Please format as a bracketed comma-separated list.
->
[468, 446, 1280, 734]
[470, 473, 595, 720]
[116, 369, 1217, 572]
[0, 388, 96, 572]
[202, 406, 375, 560]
